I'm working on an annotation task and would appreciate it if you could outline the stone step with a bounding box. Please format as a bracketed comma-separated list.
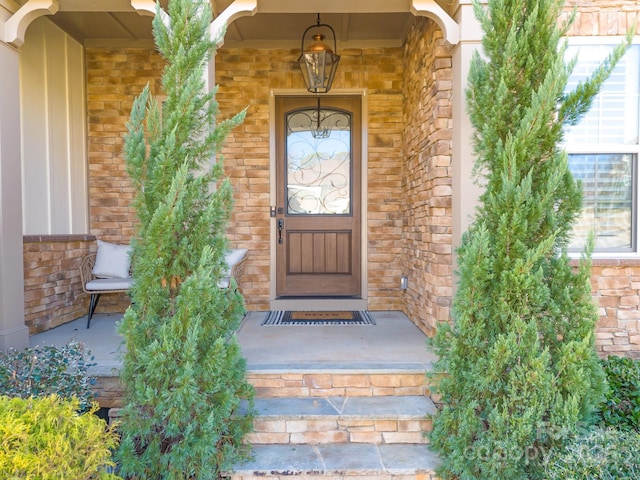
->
[247, 369, 431, 398]
[94, 369, 433, 408]
[245, 396, 436, 445]
[225, 443, 440, 480]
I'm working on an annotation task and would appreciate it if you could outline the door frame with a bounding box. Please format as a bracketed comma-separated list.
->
[269, 89, 368, 311]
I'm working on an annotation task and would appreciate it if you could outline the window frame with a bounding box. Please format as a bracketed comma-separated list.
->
[564, 37, 640, 258]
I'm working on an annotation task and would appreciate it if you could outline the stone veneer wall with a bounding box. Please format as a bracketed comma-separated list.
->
[564, 2, 640, 358]
[23, 235, 94, 333]
[589, 260, 640, 358]
[216, 47, 406, 311]
[564, 0, 640, 35]
[400, 18, 454, 336]
[84, 46, 406, 312]
[83, 47, 166, 316]
[23, 235, 133, 333]
[26, 2, 640, 358]
[86, 47, 164, 242]
[393, 1, 640, 353]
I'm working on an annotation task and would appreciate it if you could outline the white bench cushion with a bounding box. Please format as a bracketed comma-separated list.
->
[86, 248, 245, 290]
[224, 248, 248, 275]
[92, 239, 132, 279]
[218, 248, 247, 288]
[85, 277, 133, 291]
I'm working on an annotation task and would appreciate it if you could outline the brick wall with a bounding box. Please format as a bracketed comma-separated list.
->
[86, 47, 165, 242]
[589, 260, 640, 359]
[401, 18, 454, 336]
[23, 235, 94, 333]
[85, 46, 407, 312]
[23, 235, 133, 333]
[83, 47, 167, 316]
[214, 48, 277, 311]
[216, 47, 406, 311]
[27, 1, 640, 359]
[566, 2, 640, 358]
[563, 0, 640, 36]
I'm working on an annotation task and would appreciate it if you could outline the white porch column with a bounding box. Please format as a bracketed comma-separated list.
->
[451, 1, 483, 265]
[0, 41, 28, 352]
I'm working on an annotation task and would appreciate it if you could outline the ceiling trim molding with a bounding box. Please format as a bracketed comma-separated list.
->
[57, 0, 149, 12]
[2, 0, 162, 47]
[130, 0, 155, 17]
[219, 39, 405, 50]
[411, 0, 459, 45]
[244, 0, 440, 14]
[3, 0, 58, 47]
[211, 0, 460, 48]
[3, 0, 461, 48]
[210, 0, 257, 46]
[84, 38, 155, 48]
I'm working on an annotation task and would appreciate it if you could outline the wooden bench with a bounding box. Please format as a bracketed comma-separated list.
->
[80, 248, 248, 329]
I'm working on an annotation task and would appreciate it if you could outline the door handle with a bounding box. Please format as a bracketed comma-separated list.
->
[277, 218, 284, 244]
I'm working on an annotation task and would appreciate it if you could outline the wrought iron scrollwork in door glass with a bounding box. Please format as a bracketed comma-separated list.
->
[285, 107, 352, 215]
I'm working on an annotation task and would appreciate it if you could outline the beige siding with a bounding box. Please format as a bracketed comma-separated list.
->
[20, 17, 87, 235]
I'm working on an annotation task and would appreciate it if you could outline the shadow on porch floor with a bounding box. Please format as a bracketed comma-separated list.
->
[30, 310, 437, 376]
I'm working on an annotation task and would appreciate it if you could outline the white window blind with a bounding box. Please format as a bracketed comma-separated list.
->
[568, 154, 634, 251]
[565, 45, 639, 145]
[565, 43, 640, 254]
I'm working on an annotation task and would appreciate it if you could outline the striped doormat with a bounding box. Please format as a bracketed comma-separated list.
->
[261, 310, 376, 326]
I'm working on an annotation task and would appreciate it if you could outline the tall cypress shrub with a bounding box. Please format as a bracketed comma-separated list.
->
[430, 0, 630, 478]
[116, 1, 253, 478]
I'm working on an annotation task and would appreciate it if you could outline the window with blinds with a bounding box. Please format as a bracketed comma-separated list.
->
[568, 154, 634, 251]
[565, 44, 640, 253]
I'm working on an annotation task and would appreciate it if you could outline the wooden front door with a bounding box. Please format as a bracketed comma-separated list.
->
[276, 95, 362, 297]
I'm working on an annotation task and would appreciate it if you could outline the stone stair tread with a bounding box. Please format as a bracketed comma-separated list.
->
[247, 364, 432, 373]
[230, 443, 440, 476]
[250, 395, 437, 418]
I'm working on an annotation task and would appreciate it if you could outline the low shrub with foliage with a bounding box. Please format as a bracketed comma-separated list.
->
[545, 426, 640, 479]
[544, 357, 640, 479]
[0, 342, 96, 411]
[597, 355, 640, 431]
[0, 395, 122, 479]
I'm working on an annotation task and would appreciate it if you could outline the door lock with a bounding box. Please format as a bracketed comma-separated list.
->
[277, 218, 285, 244]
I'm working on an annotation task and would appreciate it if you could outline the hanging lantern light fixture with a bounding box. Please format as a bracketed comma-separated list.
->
[298, 13, 340, 94]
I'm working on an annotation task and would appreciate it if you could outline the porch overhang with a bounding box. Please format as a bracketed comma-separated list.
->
[3, 0, 157, 47]
[210, 0, 460, 47]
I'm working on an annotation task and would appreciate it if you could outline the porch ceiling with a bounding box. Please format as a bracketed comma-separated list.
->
[16, 0, 456, 48]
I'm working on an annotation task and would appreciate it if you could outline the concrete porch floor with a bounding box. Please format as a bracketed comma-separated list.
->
[29, 310, 441, 477]
[29, 310, 437, 376]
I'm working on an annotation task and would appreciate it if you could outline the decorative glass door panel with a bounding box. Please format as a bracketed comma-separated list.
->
[276, 96, 361, 297]
[286, 107, 352, 215]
